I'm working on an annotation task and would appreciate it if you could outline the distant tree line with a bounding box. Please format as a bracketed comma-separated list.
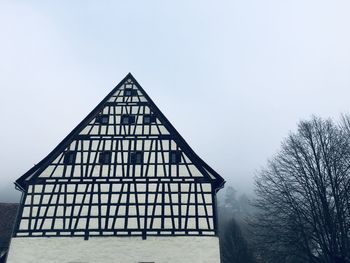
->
[219, 115, 350, 263]
[218, 185, 257, 263]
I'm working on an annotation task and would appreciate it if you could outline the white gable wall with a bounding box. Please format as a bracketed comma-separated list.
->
[7, 236, 221, 263]
[11, 76, 223, 263]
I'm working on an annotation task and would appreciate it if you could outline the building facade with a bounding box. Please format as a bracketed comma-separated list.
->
[7, 74, 225, 263]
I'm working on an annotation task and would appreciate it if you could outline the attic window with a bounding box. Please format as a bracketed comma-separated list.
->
[124, 89, 137, 96]
[96, 114, 109, 124]
[170, 151, 181, 164]
[143, 115, 156, 124]
[99, 151, 112, 164]
[64, 151, 76, 164]
[130, 151, 143, 164]
[121, 115, 135, 125]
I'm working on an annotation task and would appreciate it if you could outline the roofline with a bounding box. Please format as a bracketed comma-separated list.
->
[129, 75, 225, 190]
[16, 73, 225, 191]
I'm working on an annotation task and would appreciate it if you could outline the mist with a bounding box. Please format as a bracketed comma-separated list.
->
[1, 1, 350, 202]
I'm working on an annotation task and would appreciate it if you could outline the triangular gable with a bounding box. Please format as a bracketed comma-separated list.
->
[16, 73, 225, 191]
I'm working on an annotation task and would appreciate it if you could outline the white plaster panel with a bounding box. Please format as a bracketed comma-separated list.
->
[107, 126, 115, 135]
[80, 126, 90, 135]
[100, 126, 107, 134]
[147, 152, 155, 163]
[31, 207, 38, 217]
[39, 166, 54, 178]
[122, 140, 129, 149]
[51, 166, 64, 178]
[206, 206, 213, 216]
[188, 165, 203, 177]
[19, 220, 29, 230]
[146, 164, 155, 177]
[164, 218, 173, 228]
[187, 218, 196, 228]
[170, 141, 177, 150]
[157, 166, 165, 177]
[204, 194, 213, 204]
[112, 184, 122, 192]
[107, 97, 116, 102]
[144, 106, 151, 114]
[69, 141, 76, 150]
[157, 152, 164, 162]
[91, 167, 100, 177]
[41, 219, 52, 230]
[202, 183, 212, 192]
[102, 106, 109, 114]
[22, 207, 30, 217]
[41, 195, 51, 204]
[90, 126, 99, 135]
[32, 196, 40, 205]
[199, 218, 209, 229]
[52, 155, 62, 164]
[139, 96, 147, 102]
[178, 165, 189, 177]
[46, 207, 55, 217]
[131, 106, 139, 114]
[159, 126, 169, 135]
[181, 184, 190, 192]
[77, 218, 87, 229]
[89, 218, 99, 228]
[161, 140, 169, 150]
[115, 166, 123, 176]
[171, 165, 177, 176]
[134, 165, 141, 176]
[183, 154, 191, 163]
[143, 140, 151, 150]
[150, 126, 159, 135]
[115, 218, 125, 228]
[44, 185, 54, 193]
[65, 166, 72, 176]
[148, 184, 157, 192]
[34, 185, 43, 193]
[115, 106, 122, 114]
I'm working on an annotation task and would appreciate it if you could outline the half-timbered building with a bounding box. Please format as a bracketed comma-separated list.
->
[7, 73, 225, 263]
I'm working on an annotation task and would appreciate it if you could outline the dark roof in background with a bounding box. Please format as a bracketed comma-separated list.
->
[0, 203, 18, 247]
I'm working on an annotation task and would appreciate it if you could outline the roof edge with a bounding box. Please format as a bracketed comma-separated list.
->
[16, 73, 225, 190]
[16, 73, 132, 188]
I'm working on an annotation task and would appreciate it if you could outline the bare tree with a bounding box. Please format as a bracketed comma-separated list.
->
[252, 116, 350, 263]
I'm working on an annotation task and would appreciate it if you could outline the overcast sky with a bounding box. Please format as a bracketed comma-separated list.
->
[1, 1, 350, 202]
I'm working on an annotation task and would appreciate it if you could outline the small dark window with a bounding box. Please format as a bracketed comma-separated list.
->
[64, 151, 76, 164]
[124, 89, 137, 96]
[130, 151, 143, 164]
[95, 114, 109, 124]
[121, 115, 135, 125]
[99, 151, 112, 164]
[170, 151, 181, 164]
[143, 115, 156, 124]
[125, 89, 132, 96]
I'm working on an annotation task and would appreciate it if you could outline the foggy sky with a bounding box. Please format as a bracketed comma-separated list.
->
[1, 1, 350, 202]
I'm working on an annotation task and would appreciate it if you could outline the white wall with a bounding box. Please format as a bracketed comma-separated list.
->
[7, 236, 221, 263]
